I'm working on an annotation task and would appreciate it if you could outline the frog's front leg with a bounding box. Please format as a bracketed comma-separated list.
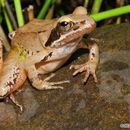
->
[70, 40, 99, 83]
[26, 65, 69, 90]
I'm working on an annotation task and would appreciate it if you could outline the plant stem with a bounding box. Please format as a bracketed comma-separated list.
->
[3, 8, 13, 32]
[5, 0, 17, 29]
[116, 17, 121, 24]
[58, 9, 65, 16]
[1, 0, 13, 32]
[45, 5, 54, 19]
[84, 0, 89, 8]
[91, 0, 103, 14]
[91, 5, 130, 22]
[37, 0, 53, 19]
[0, 1, 2, 23]
[116, 0, 124, 24]
[27, 5, 34, 21]
[0, 25, 10, 51]
[0, 17, 2, 24]
[14, 0, 24, 27]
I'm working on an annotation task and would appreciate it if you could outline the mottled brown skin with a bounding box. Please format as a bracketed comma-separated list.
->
[0, 6, 99, 111]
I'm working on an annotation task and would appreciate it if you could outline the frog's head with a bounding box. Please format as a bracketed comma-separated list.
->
[45, 6, 96, 48]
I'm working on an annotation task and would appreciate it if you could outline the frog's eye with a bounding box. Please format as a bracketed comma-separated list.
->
[58, 17, 73, 33]
[60, 21, 69, 27]
[59, 20, 72, 30]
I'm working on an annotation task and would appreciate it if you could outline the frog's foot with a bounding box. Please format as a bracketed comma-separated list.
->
[9, 94, 23, 111]
[30, 73, 70, 90]
[70, 61, 98, 83]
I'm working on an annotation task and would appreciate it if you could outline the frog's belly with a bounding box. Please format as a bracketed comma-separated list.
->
[37, 40, 81, 74]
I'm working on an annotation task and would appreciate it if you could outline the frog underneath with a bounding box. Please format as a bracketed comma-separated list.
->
[0, 6, 99, 111]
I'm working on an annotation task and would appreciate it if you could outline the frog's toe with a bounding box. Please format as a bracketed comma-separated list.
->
[30, 76, 70, 90]
[83, 70, 98, 83]
[83, 71, 90, 83]
[91, 72, 98, 83]
[73, 67, 85, 76]
[70, 62, 98, 83]
[44, 84, 64, 90]
[44, 73, 56, 81]
[49, 80, 70, 85]
[9, 94, 23, 112]
[70, 64, 82, 70]
[43, 80, 70, 90]
[70, 63, 87, 76]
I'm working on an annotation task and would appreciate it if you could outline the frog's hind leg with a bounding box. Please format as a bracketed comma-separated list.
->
[8, 68, 27, 111]
[26, 65, 69, 90]
[0, 60, 27, 111]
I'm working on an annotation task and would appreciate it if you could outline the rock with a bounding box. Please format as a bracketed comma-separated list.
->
[96, 50, 130, 103]
[18, 88, 39, 123]
[124, 94, 130, 116]
[1, 23, 130, 129]
[0, 103, 16, 128]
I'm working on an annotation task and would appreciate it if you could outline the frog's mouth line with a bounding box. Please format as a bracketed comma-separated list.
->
[50, 21, 96, 48]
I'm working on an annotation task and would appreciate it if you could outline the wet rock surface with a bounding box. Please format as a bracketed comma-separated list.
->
[0, 23, 130, 130]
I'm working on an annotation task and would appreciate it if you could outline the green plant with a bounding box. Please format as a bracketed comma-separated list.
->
[91, 5, 130, 22]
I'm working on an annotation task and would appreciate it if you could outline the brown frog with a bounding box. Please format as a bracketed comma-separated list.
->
[0, 6, 99, 111]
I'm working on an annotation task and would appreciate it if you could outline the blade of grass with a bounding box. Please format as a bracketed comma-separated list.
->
[3, 8, 13, 32]
[55, 0, 61, 4]
[58, 9, 65, 16]
[0, 1, 2, 24]
[37, 0, 53, 19]
[116, 0, 124, 24]
[0, 0, 1, 12]
[14, 0, 24, 27]
[91, 5, 130, 22]
[45, 5, 54, 19]
[1, 0, 13, 32]
[0, 25, 10, 51]
[116, 17, 121, 24]
[84, 0, 89, 8]
[91, 0, 103, 14]
[0, 17, 2, 24]
[5, 0, 18, 29]
[52, 0, 57, 4]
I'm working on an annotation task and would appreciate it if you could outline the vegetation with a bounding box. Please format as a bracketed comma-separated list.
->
[0, 0, 130, 51]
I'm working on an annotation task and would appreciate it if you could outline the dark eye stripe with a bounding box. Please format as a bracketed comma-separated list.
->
[45, 26, 61, 47]
[45, 20, 83, 47]
[80, 20, 86, 24]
